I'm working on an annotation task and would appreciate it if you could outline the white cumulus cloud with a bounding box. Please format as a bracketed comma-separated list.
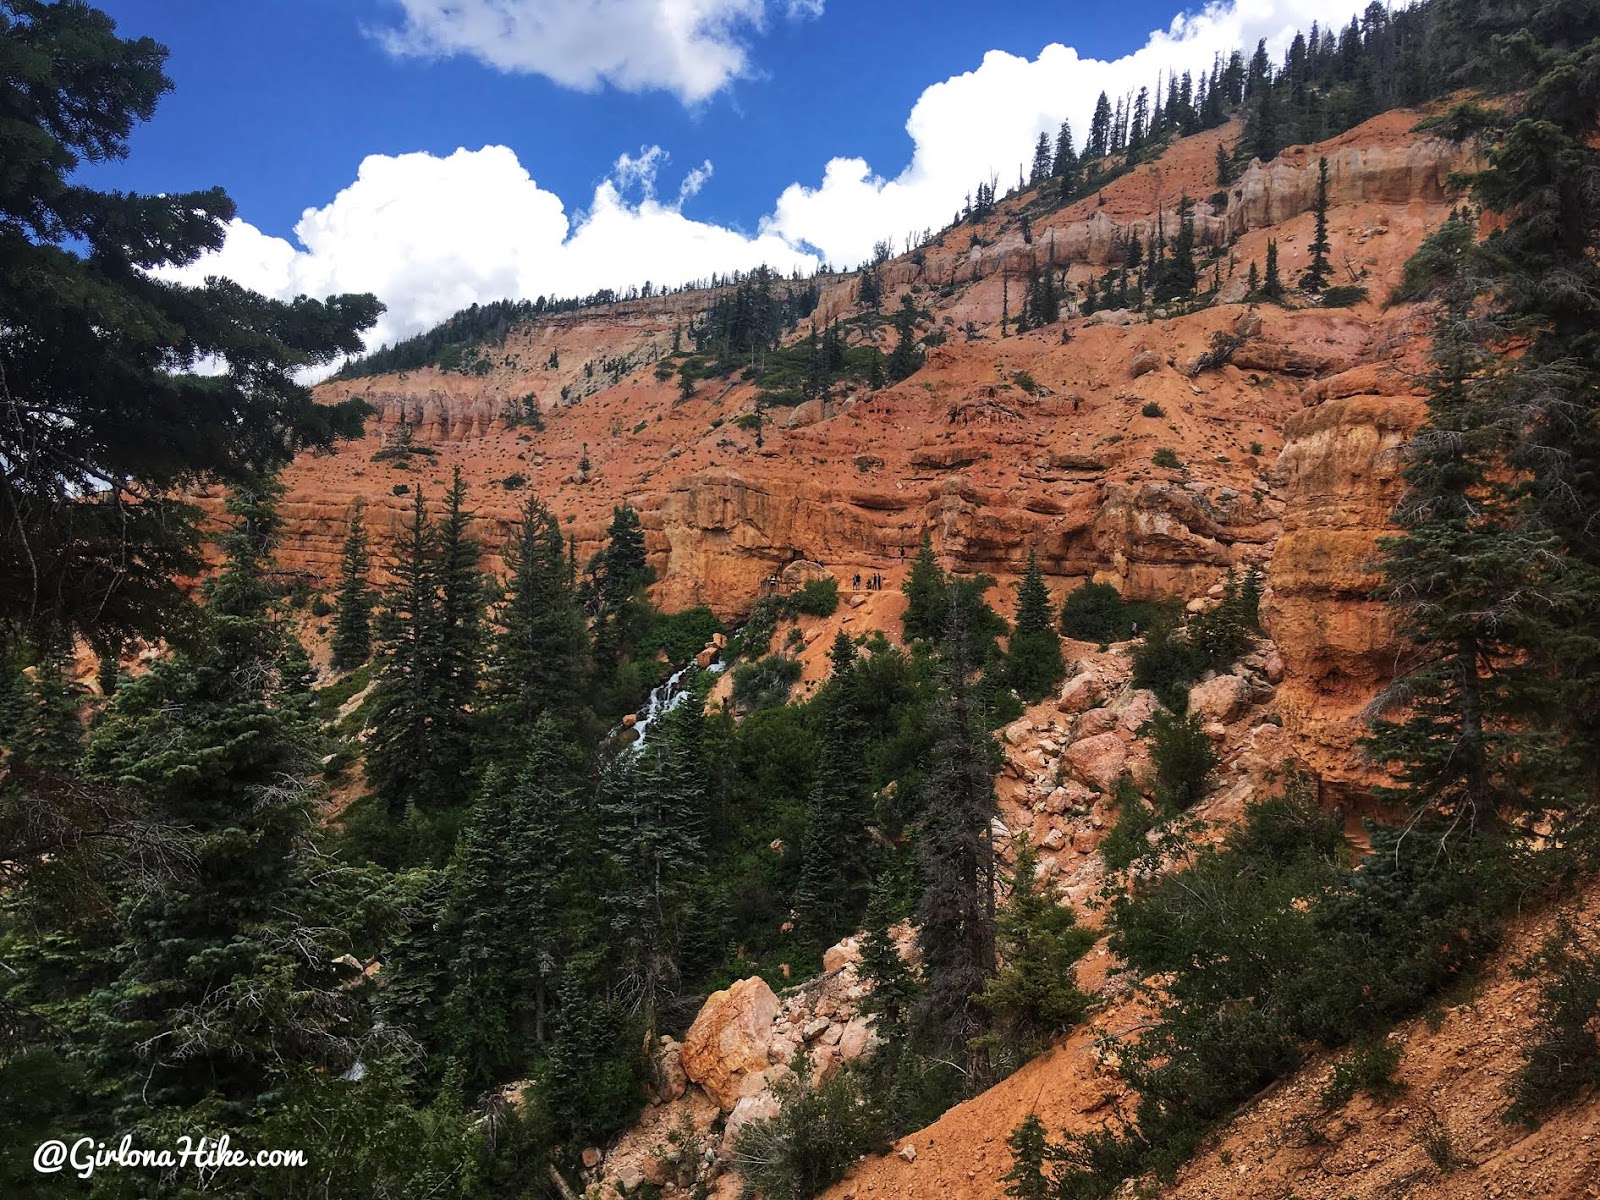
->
[376, 0, 824, 104]
[762, 0, 1373, 266]
[163, 144, 815, 355]
[177, 0, 1380, 361]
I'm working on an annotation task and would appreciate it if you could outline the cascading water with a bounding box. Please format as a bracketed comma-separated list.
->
[626, 659, 725, 749]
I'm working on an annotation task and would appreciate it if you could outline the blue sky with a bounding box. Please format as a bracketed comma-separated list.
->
[97, 0, 1368, 351]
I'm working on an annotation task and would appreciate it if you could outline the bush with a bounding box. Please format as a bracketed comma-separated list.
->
[731, 655, 803, 711]
[1099, 775, 1160, 872]
[793, 575, 840, 617]
[1149, 710, 1217, 809]
[392, 483, 410, 496]
[1505, 919, 1600, 1124]
[1321, 284, 1368, 308]
[501, 473, 527, 489]
[1321, 1039, 1404, 1109]
[733, 1061, 883, 1200]
[1059, 582, 1165, 644]
[637, 606, 723, 665]
[1141, 401, 1165, 418]
[1130, 622, 1203, 710]
[1151, 448, 1182, 470]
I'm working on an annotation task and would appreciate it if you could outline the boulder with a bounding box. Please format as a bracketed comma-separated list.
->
[654, 1038, 688, 1102]
[720, 1093, 780, 1159]
[1057, 672, 1106, 715]
[1112, 689, 1160, 733]
[823, 936, 862, 974]
[1075, 707, 1119, 738]
[681, 977, 780, 1110]
[837, 1018, 871, 1062]
[1187, 674, 1252, 725]
[1130, 349, 1161, 378]
[1065, 732, 1127, 792]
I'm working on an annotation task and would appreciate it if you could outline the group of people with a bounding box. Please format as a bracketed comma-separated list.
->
[853, 572, 888, 591]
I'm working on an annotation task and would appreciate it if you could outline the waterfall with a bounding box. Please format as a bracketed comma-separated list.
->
[628, 659, 726, 749]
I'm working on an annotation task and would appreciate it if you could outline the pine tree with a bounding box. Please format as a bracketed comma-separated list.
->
[1154, 193, 1199, 301]
[600, 691, 709, 1031]
[486, 493, 590, 741]
[1264, 239, 1283, 299]
[1030, 132, 1051, 186]
[366, 488, 446, 820]
[979, 836, 1092, 1056]
[914, 598, 999, 1077]
[598, 504, 651, 609]
[886, 296, 922, 382]
[1087, 92, 1113, 159]
[797, 632, 874, 943]
[431, 467, 485, 805]
[1215, 140, 1233, 186]
[1247, 259, 1261, 296]
[11, 646, 83, 771]
[1002, 1113, 1054, 1200]
[1006, 551, 1065, 701]
[901, 533, 948, 643]
[1365, 282, 1566, 827]
[330, 500, 373, 671]
[1302, 155, 1333, 292]
[79, 479, 371, 1121]
[1051, 120, 1079, 198]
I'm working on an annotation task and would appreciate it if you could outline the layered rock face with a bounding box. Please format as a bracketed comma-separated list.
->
[256, 104, 1458, 801]
[1264, 361, 1427, 801]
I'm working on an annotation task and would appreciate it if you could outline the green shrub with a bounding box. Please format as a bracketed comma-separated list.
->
[1249, 440, 1264, 456]
[1099, 775, 1159, 872]
[637, 606, 723, 665]
[1321, 284, 1369, 308]
[1013, 370, 1040, 394]
[733, 1060, 884, 1200]
[392, 483, 409, 496]
[793, 575, 840, 617]
[1059, 582, 1166, 644]
[731, 655, 802, 711]
[1149, 710, 1217, 809]
[1321, 1039, 1404, 1109]
[1151, 448, 1182, 470]
[1130, 621, 1203, 710]
[1505, 919, 1600, 1125]
[1141, 401, 1165, 418]
[501, 473, 527, 489]
[310, 594, 334, 618]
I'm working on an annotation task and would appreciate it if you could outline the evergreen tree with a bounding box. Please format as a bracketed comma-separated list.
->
[1302, 155, 1333, 292]
[1051, 120, 1079, 197]
[1264, 238, 1283, 298]
[11, 646, 83, 771]
[1087, 92, 1113, 159]
[79, 479, 371, 1122]
[330, 499, 373, 671]
[1002, 1113, 1054, 1200]
[598, 503, 652, 609]
[886, 296, 923, 382]
[797, 632, 874, 943]
[1366, 281, 1566, 827]
[1029, 132, 1052, 186]
[366, 489, 447, 820]
[978, 837, 1092, 1057]
[486, 493, 590, 740]
[600, 692, 709, 1031]
[1006, 551, 1065, 701]
[901, 533, 948, 643]
[0, 1, 379, 650]
[1154, 193, 1199, 301]
[914, 599, 999, 1078]
[1215, 140, 1233, 185]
